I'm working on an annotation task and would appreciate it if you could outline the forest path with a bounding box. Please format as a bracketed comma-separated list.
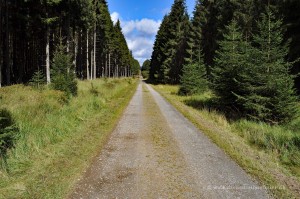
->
[68, 81, 270, 199]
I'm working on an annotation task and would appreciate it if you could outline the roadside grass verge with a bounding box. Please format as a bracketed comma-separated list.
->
[151, 84, 300, 199]
[0, 78, 138, 198]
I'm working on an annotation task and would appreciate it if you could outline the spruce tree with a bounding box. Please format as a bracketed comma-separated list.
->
[180, 1, 208, 96]
[179, 61, 207, 95]
[190, 0, 206, 64]
[166, 0, 190, 84]
[149, 0, 190, 84]
[212, 20, 250, 109]
[149, 15, 170, 82]
[237, 10, 298, 123]
[51, 43, 78, 97]
[29, 69, 46, 90]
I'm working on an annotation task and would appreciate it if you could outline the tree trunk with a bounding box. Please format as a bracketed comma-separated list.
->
[108, 53, 111, 78]
[74, 31, 78, 70]
[86, 30, 90, 80]
[91, 48, 93, 80]
[0, 0, 3, 87]
[105, 53, 107, 77]
[5, 0, 10, 85]
[93, 25, 96, 79]
[116, 60, 118, 78]
[46, 25, 50, 84]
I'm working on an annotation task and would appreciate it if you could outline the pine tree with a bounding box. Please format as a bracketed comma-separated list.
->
[201, 0, 235, 76]
[29, 70, 46, 90]
[166, 0, 190, 84]
[179, 61, 208, 95]
[149, 14, 170, 82]
[180, 1, 208, 96]
[51, 43, 78, 97]
[237, 10, 298, 123]
[212, 20, 250, 109]
[190, 0, 206, 64]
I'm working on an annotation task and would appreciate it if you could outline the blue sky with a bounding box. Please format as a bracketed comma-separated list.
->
[107, 0, 196, 65]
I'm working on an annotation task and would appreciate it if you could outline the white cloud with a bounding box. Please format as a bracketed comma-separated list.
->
[135, 19, 161, 35]
[122, 21, 136, 35]
[110, 12, 161, 65]
[126, 37, 154, 65]
[111, 12, 120, 24]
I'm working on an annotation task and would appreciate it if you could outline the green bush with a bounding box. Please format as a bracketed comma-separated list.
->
[51, 44, 78, 97]
[0, 109, 17, 160]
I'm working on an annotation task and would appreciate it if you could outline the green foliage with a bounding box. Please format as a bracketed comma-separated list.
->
[179, 62, 208, 95]
[142, 59, 151, 71]
[149, 0, 190, 84]
[212, 20, 250, 109]
[189, 0, 205, 64]
[51, 44, 78, 97]
[236, 10, 298, 124]
[131, 59, 140, 76]
[29, 70, 46, 90]
[0, 108, 18, 170]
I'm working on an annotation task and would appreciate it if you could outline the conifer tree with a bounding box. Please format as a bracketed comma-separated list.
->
[29, 70, 46, 90]
[180, 1, 208, 96]
[190, 0, 206, 64]
[149, 15, 170, 82]
[237, 10, 298, 123]
[51, 43, 78, 97]
[179, 61, 207, 95]
[165, 0, 190, 84]
[212, 20, 250, 109]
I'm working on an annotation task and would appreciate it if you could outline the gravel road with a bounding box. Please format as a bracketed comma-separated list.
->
[68, 81, 270, 199]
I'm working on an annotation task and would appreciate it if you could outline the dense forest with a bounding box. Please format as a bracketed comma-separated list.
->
[148, 0, 300, 124]
[0, 0, 140, 87]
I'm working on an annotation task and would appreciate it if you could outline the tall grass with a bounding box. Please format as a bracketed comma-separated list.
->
[0, 78, 138, 198]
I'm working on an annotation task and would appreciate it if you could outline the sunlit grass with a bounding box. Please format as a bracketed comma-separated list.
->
[152, 84, 300, 199]
[0, 78, 138, 198]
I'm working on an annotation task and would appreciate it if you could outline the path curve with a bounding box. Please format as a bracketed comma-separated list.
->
[68, 81, 271, 199]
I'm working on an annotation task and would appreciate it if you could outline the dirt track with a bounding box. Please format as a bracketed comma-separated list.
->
[68, 81, 270, 199]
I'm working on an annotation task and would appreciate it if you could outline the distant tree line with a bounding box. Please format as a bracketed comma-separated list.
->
[0, 0, 140, 87]
[149, 0, 300, 124]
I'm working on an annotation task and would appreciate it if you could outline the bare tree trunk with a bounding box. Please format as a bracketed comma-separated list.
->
[46, 25, 51, 84]
[0, 1, 2, 87]
[108, 53, 111, 78]
[66, 0, 70, 53]
[5, 0, 10, 85]
[86, 30, 90, 80]
[93, 26, 96, 79]
[74, 31, 78, 70]
[116, 64, 119, 78]
[105, 53, 107, 77]
[91, 48, 93, 80]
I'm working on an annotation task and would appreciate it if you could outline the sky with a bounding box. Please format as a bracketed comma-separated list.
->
[108, 0, 196, 65]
